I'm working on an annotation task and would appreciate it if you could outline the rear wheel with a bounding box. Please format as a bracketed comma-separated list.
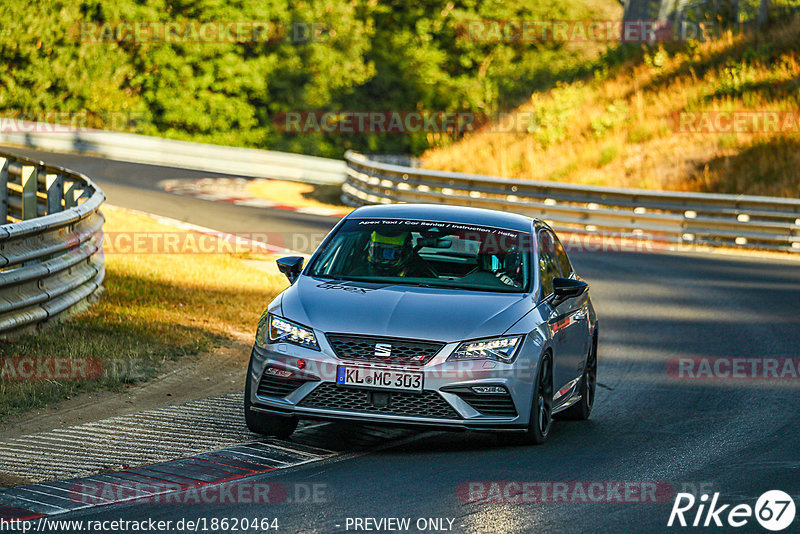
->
[515, 352, 553, 445]
[556, 332, 597, 421]
[244, 355, 298, 439]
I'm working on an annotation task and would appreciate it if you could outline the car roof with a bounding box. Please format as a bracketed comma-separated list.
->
[347, 204, 538, 232]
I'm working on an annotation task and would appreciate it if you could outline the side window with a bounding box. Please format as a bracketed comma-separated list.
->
[553, 235, 572, 277]
[537, 230, 562, 297]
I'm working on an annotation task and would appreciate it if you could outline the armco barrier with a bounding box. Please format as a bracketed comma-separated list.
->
[343, 151, 800, 252]
[0, 119, 346, 185]
[1, 151, 105, 336]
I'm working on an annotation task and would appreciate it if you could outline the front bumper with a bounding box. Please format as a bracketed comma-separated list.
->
[247, 339, 538, 432]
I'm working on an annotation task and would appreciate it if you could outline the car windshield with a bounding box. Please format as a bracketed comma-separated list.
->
[307, 218, 532, 293]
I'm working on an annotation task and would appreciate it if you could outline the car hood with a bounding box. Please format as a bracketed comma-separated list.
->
[279, 276, 532, 342]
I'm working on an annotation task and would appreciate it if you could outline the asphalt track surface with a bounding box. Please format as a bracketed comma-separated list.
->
[3, 146, 800, 533]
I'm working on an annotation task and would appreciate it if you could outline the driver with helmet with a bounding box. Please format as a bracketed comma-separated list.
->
[364, 229, 428, 277]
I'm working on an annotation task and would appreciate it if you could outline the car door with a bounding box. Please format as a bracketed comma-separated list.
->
[552, 234, 591, 384]
[538, 229, 585, 397]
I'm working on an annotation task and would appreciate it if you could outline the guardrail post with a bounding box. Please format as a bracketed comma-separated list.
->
[0, 157, 8, 224]
[46, 173, 64, 214]
[21, 165, 38, 220]
[63, 180, 77, 209]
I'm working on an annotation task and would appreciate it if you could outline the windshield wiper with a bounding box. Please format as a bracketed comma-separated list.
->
[316, 274, 361, 282]
[416, 282, 462, 290]
[318, 276, 521, 293]
[419, 282, 524, 293]
[318, 274, 387, 284]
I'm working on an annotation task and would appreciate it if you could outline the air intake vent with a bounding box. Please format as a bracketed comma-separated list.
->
[447, 387, 518, 417]
[326, 334, 444, 366]
[257, 372, 309, 399]
[299, 383, 461, 419]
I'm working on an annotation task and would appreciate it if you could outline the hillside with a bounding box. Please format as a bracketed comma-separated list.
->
[0, 0, 620, 158]
[422, 20, 800, 198]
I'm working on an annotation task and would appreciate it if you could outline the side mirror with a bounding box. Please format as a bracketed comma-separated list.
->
[276, 256, 304, 284]
[551, 277, 588, 307]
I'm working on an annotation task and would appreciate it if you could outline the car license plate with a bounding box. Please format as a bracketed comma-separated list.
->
[336, 365, 423, 392]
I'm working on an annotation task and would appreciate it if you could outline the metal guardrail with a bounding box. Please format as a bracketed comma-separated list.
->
[343, 151, 800, 252]
[0, 120, 346, 185]
[625, 0, 800, 35]
[1, 151, 105, 336]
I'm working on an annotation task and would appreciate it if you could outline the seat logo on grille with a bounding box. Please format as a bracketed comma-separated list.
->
[375, 343, 392, 357]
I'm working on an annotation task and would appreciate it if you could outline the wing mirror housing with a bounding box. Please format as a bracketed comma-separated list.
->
[276, 256, 304, 284]
[551, 277, 588, 307]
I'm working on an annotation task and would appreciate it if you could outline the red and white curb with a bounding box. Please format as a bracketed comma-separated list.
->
[159, 178, 350, 218]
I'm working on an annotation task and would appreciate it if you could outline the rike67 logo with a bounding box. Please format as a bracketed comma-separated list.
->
[668, 490, 796, 531]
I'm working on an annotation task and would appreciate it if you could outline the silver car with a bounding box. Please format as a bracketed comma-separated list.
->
[245, 204, 598, 444]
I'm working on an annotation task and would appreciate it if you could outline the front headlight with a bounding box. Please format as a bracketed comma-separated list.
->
[259, 313, 319, 351]
[448, 336, 523, 363]
[255, 310, 270, 348]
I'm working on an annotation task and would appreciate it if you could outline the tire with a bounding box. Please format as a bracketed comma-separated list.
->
[556, 331, 597, 421]
[514, 352, 553, 445]
[244, 354, 299, 439]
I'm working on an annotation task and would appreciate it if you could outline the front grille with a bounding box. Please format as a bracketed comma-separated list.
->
[256, 373, 308, 398]
[299, 383, 462, 419]
[326, 334, 444, 366]
[452, 390, 518, 417]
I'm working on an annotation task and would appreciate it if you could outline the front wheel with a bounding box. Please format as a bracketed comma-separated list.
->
[244, 355, 299, 439]
[515, 352, 553, 445]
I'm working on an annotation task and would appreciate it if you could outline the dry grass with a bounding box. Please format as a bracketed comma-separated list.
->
[422, 21, 800, 198]
[0, 205, 288, 422]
